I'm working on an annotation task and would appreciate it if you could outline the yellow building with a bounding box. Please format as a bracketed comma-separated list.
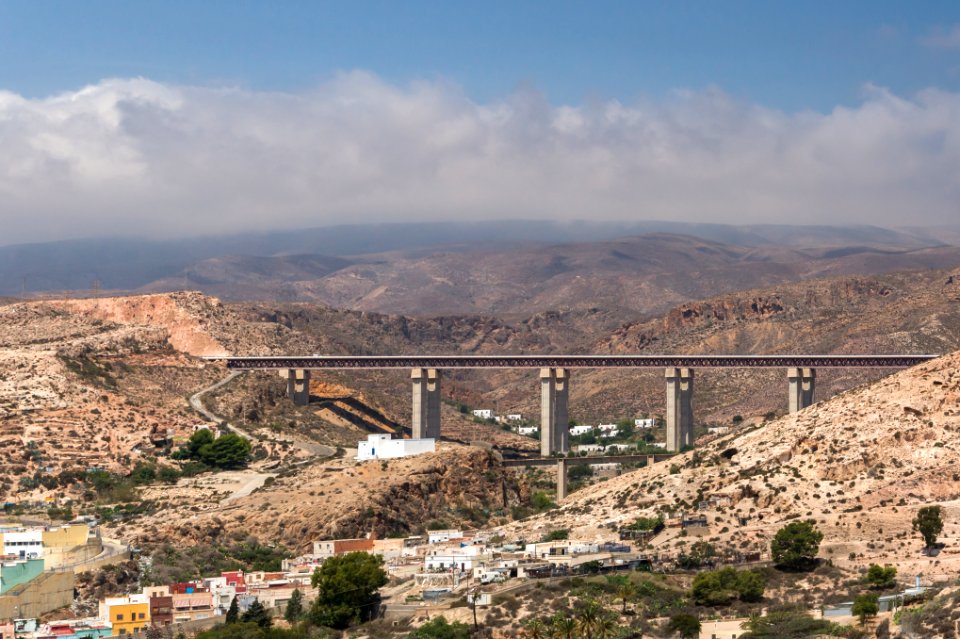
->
[41, 524, 89, 549]
[99, 595, 150, 636]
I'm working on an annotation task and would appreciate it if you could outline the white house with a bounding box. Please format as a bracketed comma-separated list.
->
[605, 443, 632, 452]
[472, 409, 494, 419]
[598, 424, 618, 432]
[427, 529, 464, 544]
[506, 414, 523, 422]
[1, 529, 43, 559]
[424, 545, 484, 572]
[518, 426, 539, 436]
[524, 541, 600, 559]
[356, 434, 435, 461]
[574, 444, 605, 453]
[569, 425, 595, 436]
[599, 428, 620, 438]
[634, 418, 656, 428]
[708, 426, 730, 435]
[649, 442, 667, 449]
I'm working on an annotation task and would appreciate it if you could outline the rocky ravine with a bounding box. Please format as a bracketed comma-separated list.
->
[507, 349, 960, 584]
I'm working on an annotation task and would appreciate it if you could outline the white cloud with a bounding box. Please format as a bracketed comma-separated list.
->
[921, 23, 960, 49]
[1, 72, 959, 244]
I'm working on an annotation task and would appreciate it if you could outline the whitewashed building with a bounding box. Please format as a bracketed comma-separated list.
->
[425, 545, 484, 572]
[472, 409, 494, 419]
[574, 444, 605, 453]
[427, 529, 463, 544]
[605, 443, 632, 452]
[506, 414, 522, 421]
[599, 428, 620, 438]
[569, 425, 595, 436]
[518, 426, 539, 436]
[1, 529, 43, 559]
[356, 434, 435, 461]
[634, 418, 656, 428]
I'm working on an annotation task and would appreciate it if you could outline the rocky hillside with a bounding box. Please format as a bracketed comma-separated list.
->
[510, 349, 960, 583]
[122, 445, 527, 553]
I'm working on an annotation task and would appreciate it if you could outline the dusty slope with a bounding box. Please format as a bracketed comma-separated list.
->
[122, 445, 527, 553]
[510, 350, 960, 582]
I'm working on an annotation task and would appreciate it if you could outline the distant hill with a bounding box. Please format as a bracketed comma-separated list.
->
[3, 220, 957, 303]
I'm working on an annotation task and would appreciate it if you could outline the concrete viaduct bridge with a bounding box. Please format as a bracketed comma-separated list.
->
[208, 354, 935, 457]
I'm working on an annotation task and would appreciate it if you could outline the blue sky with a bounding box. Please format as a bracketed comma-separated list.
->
[2, 2, 960, 243]
[2, 1, 959, 111]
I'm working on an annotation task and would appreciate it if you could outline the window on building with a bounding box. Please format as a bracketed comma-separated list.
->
[116, 614, 124, 621]
[138, 613, 145, 619]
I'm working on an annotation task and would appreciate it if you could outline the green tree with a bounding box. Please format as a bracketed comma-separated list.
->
[409, 617, 471, 639]
[771, 520, 823, 570]
[736, 570, 766, 603]
[225, 596, 239, 624]
[912, 505, 944, 550]
[130, 462, 157, 485]
[667, 613, 701, 639]
[614, 580, 636, 614]
[851, 593, 879, 627]
[309, 551, 388, 629]
[523, 619, 548, 639]
[182, 428, 215, 458]
[284, 588, 303, 623]
[201, 433, 252, 469]
[240, 599, 272, 628]
[677, 540, 716, 568]
[864, 564, 897, 590]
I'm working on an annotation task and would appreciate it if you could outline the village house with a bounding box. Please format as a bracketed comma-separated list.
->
[634, 418, 656, 428]
[472, 409, 494, 419]
[356, 434, 435, 460]
[99, 594, 149, 636]
[517, 426, 539, 436]
[569, 424, 595, 436]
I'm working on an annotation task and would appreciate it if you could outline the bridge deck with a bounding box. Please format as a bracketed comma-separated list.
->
[210, 354, 937, 370]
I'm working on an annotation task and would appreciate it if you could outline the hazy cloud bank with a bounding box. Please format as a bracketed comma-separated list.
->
[1, 73, 959, 244]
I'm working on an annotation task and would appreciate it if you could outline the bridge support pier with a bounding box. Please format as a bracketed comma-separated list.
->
[540, 368, 569, 456]
[787, 367, 816, 413]
[557, 458, 568, 500]
[665, 368, 694, 452]
[283, 369, 311, 406]
[412, 368, 441, 439]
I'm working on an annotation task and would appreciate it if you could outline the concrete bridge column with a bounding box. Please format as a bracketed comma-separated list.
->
[665, 368, 694, 452]
[283, 369, 311, 406]
[557, 458, 569, 500]
[411, 368, 441, 439]
[540, 368, 570, 456]
[787, 367, 816, 413]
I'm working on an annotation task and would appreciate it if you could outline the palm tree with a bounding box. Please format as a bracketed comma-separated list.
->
[593, 615, 620, 639]
[576, 601, 603, 639]
[550, 615, 577, 639]
[615, 582, 636, 615]
[524, 618, 548, 639]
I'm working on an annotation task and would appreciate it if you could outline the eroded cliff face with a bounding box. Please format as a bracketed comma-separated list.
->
[48, 292, 228, 357]
[127, 446, 528, 553]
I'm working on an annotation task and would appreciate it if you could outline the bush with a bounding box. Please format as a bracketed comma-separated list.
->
[173, 430, 252, 470]
[409, 617, 471, 639]
[771, 520, 823, 571]
[691, 567, 765, 605]
[666, 613, 701, 638]
[542, 529, 569, 541]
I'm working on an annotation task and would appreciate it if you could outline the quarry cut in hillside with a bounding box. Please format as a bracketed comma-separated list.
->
[510, 349, 960, 582]
[122, 445, 528, 553]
